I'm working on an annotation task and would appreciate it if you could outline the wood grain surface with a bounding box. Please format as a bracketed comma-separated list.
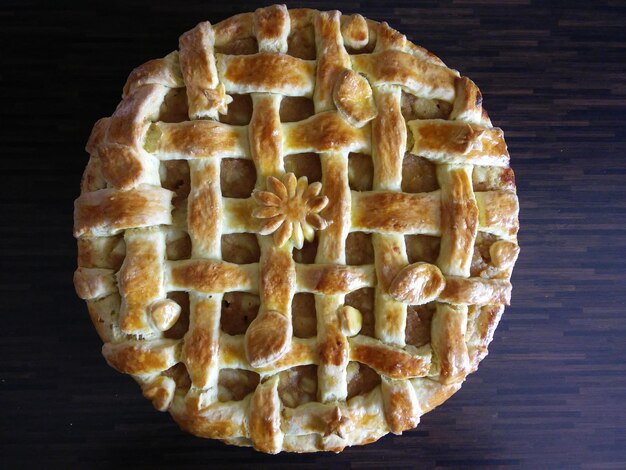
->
[1, 0, 625, 468]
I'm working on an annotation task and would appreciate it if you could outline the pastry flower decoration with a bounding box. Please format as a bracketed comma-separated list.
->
[253, 173, 330, 249]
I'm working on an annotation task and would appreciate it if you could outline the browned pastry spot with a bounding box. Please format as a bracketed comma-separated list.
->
[171, 260, 252, 293]
[155, 120, 245, 159]
[319, 324, 349, 367]
[74, 186, 173, 238]
[103, 339, 179, 375]
[340, 14, 369, 49]
[297, 264, 371, 295]
[222, 52, 314, 93]
[352, 191, 440, 235]
[286, 112, 366, 153]
[245, 310, 292, 367]
[439, 277, 512, 305]
[409, 119, 509, 166]
[388, 262, 446, 305]
[352, 49, 456, 100]
[381, 378, 420, 434]
[350, 336, 430, 379]
[333, 69, 377, 127]
[249, 375, 282, 454]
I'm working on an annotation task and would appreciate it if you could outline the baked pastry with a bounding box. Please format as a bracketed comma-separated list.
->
[73, 5, 519, 453]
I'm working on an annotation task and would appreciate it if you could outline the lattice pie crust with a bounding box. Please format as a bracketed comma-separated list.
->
[73, 5, 519, 453]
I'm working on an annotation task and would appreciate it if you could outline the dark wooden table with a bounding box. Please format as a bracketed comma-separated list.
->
[2, 0, 625, 467]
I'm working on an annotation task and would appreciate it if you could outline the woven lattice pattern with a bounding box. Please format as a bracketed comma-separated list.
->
[73, 5, 519, 453]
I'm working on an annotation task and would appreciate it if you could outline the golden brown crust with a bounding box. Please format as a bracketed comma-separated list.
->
[351, 191, 441, 235]
[352, 50, 457, 101]
[340, 14, 368, 49]
[388, 262, 445, 305]
[182, 295, 220, 389]
[284, 111, 369, 154]
[249, 94, 283, 179]
[314, 11, 351, 111]
[102, 339, 180, 375]
[381, 377, 419, 434]
[349, 336, 430, 379]
[431, 304, 469, 384]
[475, 190, 520, 238]
[74, 185, 173, 238]
[437, 165, 479, 277]
[123, 52, 183, 99]
[371, 87, 405, 189]
[439, 276, 512, 305]
[74, 5, 519, 454]
[118, 230, 166, 333]
[153, 120, 247, 159]
[408, 119, 509, 166]
[254, 5, 290, 53]
[249, 375, 283, 453]
[333, 69, 377, 128]
[296, 264, 373, 295]
[245, 310, 291, 368]
[169, 260, 254, 293]
[73, 267, 116, 300]
[219, 52, 315, 96]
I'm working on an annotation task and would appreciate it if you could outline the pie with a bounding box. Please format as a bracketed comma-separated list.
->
[73, 5, 519, 453]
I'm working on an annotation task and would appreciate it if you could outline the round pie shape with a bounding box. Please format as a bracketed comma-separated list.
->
[73, 5, 520, 453]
